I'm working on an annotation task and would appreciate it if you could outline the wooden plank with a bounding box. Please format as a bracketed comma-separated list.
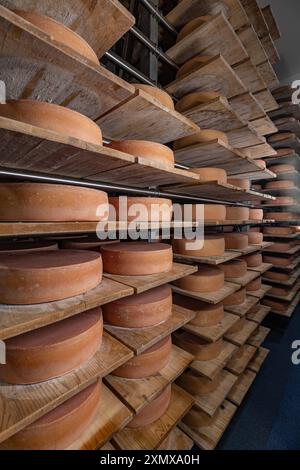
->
[166, 13, 248, 67]
[233, 59, 266, 94]
[0, 333, 133, 444]
[225, 270, 260, 287]
[264, 281, 300, 302]
[247, 284, 272, 299]
[239, 0, 269, 38]
[99, 441, 116, 451]
[237, 25, 268, 66]
[256, 61, 279, 88]
[182, 312, 239, 343]
[105, 345, 193, 414]
[104, 304, 195, 355]
[227, 369, 256, 406]
[229, 91, 265, 121]
[268, 292, 300, 318]
[173, 250, 241, 266]
[190, 342, 237, 380]
[225, 319, 258, 346]
[248, 347, 270, 373]
[236, 168, 276, 180]
[226, 344, 257, 375]
[227, 245, 261, 255]
[247, 304, 270, 324]
[248, 263, 273, 274]
[97, 90, 199, 144]
[165, 55, 246, 100]
[0, 278, 134, 341]
[254, 89, 279, 112]
[112, 385, 194, 450]
[0, 7, 134, 119]
[273, 117, 300, 136]
[225, 295, 259, 317]
[158, 427, 193, 451]
[262, 5, 281, 40]
[261, 34, 280, 65]
[171, 281, 240, 305]
[240, 142, 277, 159]
[247, 326, 271, 347]
[226, 125, 266, 149]
[104, 263, 197, 295]
[250, 115, 278, 136]
[180, 400, 237, 450]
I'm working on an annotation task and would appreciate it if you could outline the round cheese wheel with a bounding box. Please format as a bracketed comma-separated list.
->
[174, 130, 228, 150]
[263, 255, 292, 266]
[190, 167, 227, 184]
[275, 148, 294, 157]
[249, 209, 263, 220]
[109, 197, 172, 222]
[247, 304, 260, 316]
[268, 132, 294, 143]
[0, 380, 102, 450]
[269, 164, 294, 174]
[220, 259, 247, 279]
[203, 204, 226, 221]
[175, 91, 221, 113]
[267, 196, 295, 205]
[0, 183, 109, 222]
[112, 336, 171, 379]
[227, 317, 246, 335]
[107, 140, 174, 167]
[177, 370, 220, 395]
[223, 288, 246, 306]
[227, 178, 250, 190]
[242, 253, 262, 267]
[224, 233, 249, 249]
[176, 55, 211, 79]
[0, 250, 102, 304]
[262, 298, 287, 312]
[126, 384, 171, 429]
[101, 242, 172, 275]
[173, 331, 223, 360]
[246, 277, 261, 291]
[14, 11, 99, 66]
[269, 285, 289, 297]
[263, 226, 295, 235]
[0, 240, 58, 254]
[248, 231, 263, 244]
[103, 285, 172, 328]
[267, 212, 293, 221]
[0, 308, 103, 384]
[263, 270, 290, 281]
[173, 294, 224, 327]
[0, 100, 102, 145]
[265, 180, 295, 190]
[172, 235, 225, 257]
[174, 264, 224, 293]
[62, 239, 119, 251]
[270, 242, 293, 252]
[133, 84, 174, 110]
[226, 207, 250, 221]
[177, 17, 211, 42]
[183, 406, 220, 429]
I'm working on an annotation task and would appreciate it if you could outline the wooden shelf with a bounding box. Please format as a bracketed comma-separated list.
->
[247, 326, 271, 347]
[225, 295, 260, 317]
[104, 263, 197, 295]
[227, 244, 261, 255]
[180, 400, 237, 450]
[248, 347, 270, 373]
[257, 60, 279, 88]
[190, 342, 237, 381]
[254, 89, 279, 114]
[262, 5, 281, 40]
[238, 167, 276, 181]
[173, 250, 240, 266]
[0, 332, 133, 444]
[263, 269, 300, 286]
[158, 426, 194, 451]
[232, 59, 266, 94]
[229, 92, 266, 123]
[225, 319, 258, 346]
[226, 270, 260, 287]
[226, 344, 257, 376]
[248, 262, 273, 274]
[68, 385, 132, 450]
[269, 135, 300, 151]
[247, 284, 272, 299]
[227, 369, 256, 406]
[182, 312, 239, 343]
[240, 0, 269, 38]
[97, 89, 199, 144]
[250, 115, 278, 136]
[264, 281, 300, 302]
[105, 345, 193, 414]
[251, 241, 274, 250]
[0, 278, 134, 341]
[237, 24, 267, 66]
[171, 281, 240, 305]
[241, 142, 277, 159]
[111, 384, 194, 450]
[247, 304, 271, 323]
[226, 125, 266, 150]
[269, 102, 300, 120]
[269, 291, 300, 318]
[104, 304, 195, 355]
[263, 245, 300, 256]
[273, 117, 300, 136]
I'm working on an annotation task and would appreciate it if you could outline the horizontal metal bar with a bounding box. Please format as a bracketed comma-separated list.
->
[139, 0, 178, 36]
[104, 51, 155, 86]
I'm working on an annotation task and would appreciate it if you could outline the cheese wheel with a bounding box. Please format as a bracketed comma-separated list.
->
[246, 277, 261, 291]
[190, 168, 227, 184]
[173, 331, 223, 360]
[276, 148, 294, 157]
[101, 242, 172, 275]
[133, 84, 174, 109]
[242, 253, 262, 267]
[112, 336, 171, 379]
[263, 255, 292, 267]
[268, 132, 294, 143]
[248, 231, 263, 244]
[269, 164, 294, 174]
[103, 285, 172, 328]
[269, 286, 289, 297]
[265, 180, 295, 190]
[176, 55, 211, 79]
[247, 304, 260, 316]
[203, 204, 226, 221]
[0, 241, 58, 254]
[227, 317, 246, 335]
[62, 239, 119, 251]
[249, 209, 263, 220]
[223, 288, 246, 306]
[173, 294, 224, 327]
[172, 235, 225, 257]
[220, 259, 247, 279]
[0, 250, 102, 304]
[0, 308, 103, 384]
[0, 183, 108, 222]
[0, 100, 102, 145]
[109, 197, 172, 222]
[14, 11, 99, 66]
[226, 207, 250, 221]
[269, 242, 293, 252]
[262, 298, 287, 312]
[263, 226, 295, 235]
[267, 212, 293, 221]
[177, 17, 211, 42]
[175, 91, 221, 113]
[127, 384, 171, 429]
[107, 140, 174, 167]
[177, 370, 220, 395]
[174, 265, 224, 293]
[263, 270, 290, 282]
[227, 178, 250, 190]
[174, 130, 228, 150]
[0, 381, 102, 450]
[267, 196, 295, 205]
[224, 233, 249, 249]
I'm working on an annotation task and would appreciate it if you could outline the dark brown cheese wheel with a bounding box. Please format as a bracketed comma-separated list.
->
[242, 253, 262, 267]
[263, 255, 292, 267]
[173, 294, 224, 327]
[263, 270, 290, 282]
[173, 331, 223, 361]
[126, 384, 171, 429]
[269, 286, 289, 297]
[262, 297, 288, 312]
[268, 164, 295, 174]
[267, 196, 295, 205]
[107, 140, 174, 167]
[223, 288, 246, 306]
[220, 259, 247, 279]
[109, 197, 172, 222]
[224, 233, 248, 250]
[0, 308, 103, 384]
[270, 242, 293, 252]
[174, 265, 224, 293]
[246, 277, 262, 292]
[0, 240, 58, 254]
[133, 84, 174, 110]
[275, 148, 294, 157]
[0, 250, 102, 304]
[177, 370, 221, 395]
[172, 235, 225, 257]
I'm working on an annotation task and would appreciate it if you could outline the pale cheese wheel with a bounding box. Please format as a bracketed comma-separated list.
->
[223, 288, 246, 306]
[263, 255, 292, 267]
[242, 253, 262, 267]
[224, 233, 249, 250]
[177, 17, 211, 42]
[176, 55, 211, 79]
[203, 204, 226, 221]
[249, 209, 263, 220]
[267, 212, 294, 221]
[173, 294, 224, 327]
[109, 197, 172, 222]
[133, 84, 174, 109]
[175, 91, 221, 113]
[190, 167, 227, 184]
[246, 277, 262, 292]
[220, 259, 247, 279]
[227, 178, 250, 190]
[172, 235, 225, 257]
[173, 331, 223, 360]
[101, 242, 173, 275]
[266, 196, 295, 205]
[248, 231, 263, 244]
[174, 130, 228, 150]
[269, 242, 293, 252]
[226, 207, 250, 221]
[269, 164, 295, 174]
[174, 264, 224, 293]
[265, 180, 295, 190]
[108, 140, 174, 167]
[126, 384, 171, 428]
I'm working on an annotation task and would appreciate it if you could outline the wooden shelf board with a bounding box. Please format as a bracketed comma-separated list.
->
[225, 295, 260, 317]
[257, 60, 279, 88]
[226, 125, 266, 149]
[262, 271, 300, 287]
[237, 168, 276, 180]
[171, 281, 240, 305]
[104, 304, 195, 355]
[264, 281, 300, 302]
[263, 232, 300, 240]
[237, 25, 268, 66]
[158, 426, 194, 451]
[97, 89, 199, 144]
[225, 319, 258, 346]
[261, 34, 281, 65]
[0, 278, 134, 341]
[253, 88, 279, 113]
[247, 304, 271, 323]
[227, 244, 261, 255]
[173, 250, 240, 266]
[262, 5, 281, 40]
[247, 326, 271, 348]
[226, 344, 257, 376]
[99, 441, 116, 451]
[190, 341, 238, 381]
[263, 245, 300, 256]
[0, 332, 133, 444]
[240, 0, 269, 39]
[269, 136, 300, 151]
[248, 347, 270, 373]
[250, 115, 278, 136]
[105, 345, 193, 415]
[104, 263, 197, 295]
[182, 312, 239, 343]
[180, 400, 237, 450]
[233, 59, 266, 94]
[247, 284, 272, 299]
[226, 270, 260, 287]
[272, 117, 300, 136]
[241, 143, 277, 159]
[227, 369, 257, 406]
[112, 384, 194, 450]
[229, 91, 266, 122]
[251, 241, 274, 249]
[248, 262, 273, 274]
